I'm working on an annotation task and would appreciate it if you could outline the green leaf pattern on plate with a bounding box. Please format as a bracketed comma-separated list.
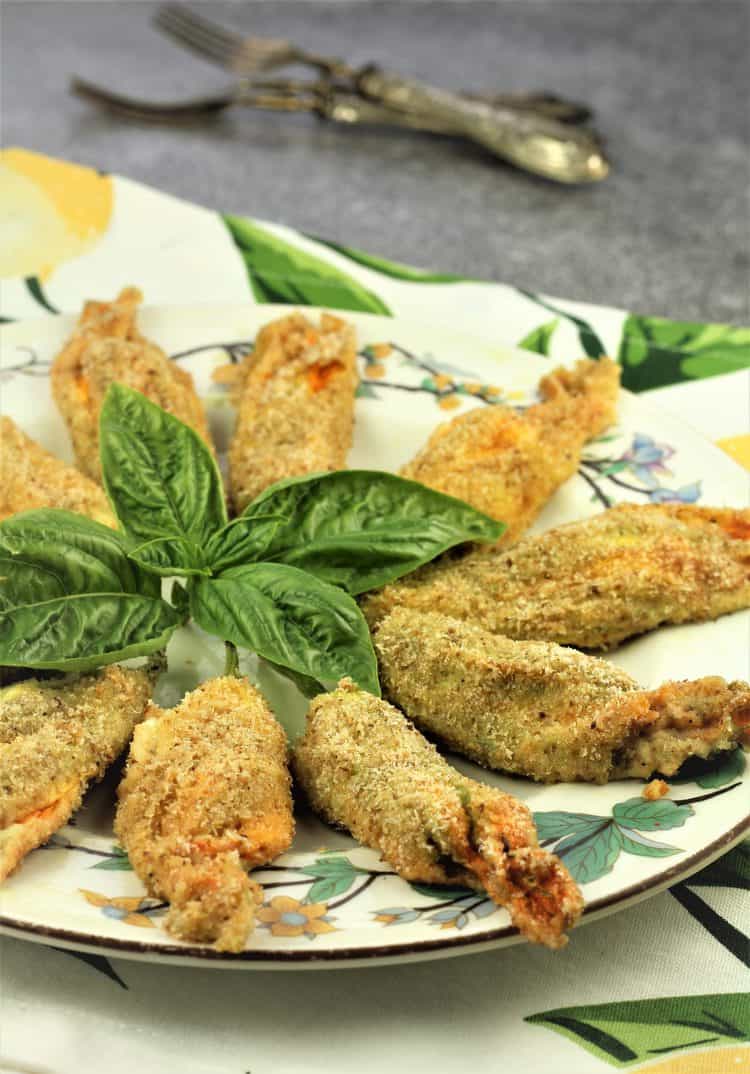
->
[90, 847, 133, 871]
[534, 797, 696, 885]
[297, 857, 369, 904]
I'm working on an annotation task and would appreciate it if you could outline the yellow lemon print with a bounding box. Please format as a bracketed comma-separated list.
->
[636, 1044, 749, 1073]
[717, 435, 750, 472]
[0, 148, 113, 281]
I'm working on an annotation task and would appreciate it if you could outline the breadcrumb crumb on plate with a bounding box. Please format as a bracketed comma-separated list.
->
[643, 779, 670, 800]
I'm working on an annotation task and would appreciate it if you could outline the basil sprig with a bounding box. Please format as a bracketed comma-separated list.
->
[1, 384, 505, 693]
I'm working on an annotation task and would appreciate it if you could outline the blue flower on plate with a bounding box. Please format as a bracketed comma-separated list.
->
[647, 482, 702, 504]
[374, 907, 421, 926]
[622, 433, 675, 489]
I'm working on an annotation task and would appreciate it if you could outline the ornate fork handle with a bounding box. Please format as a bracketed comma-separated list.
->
[357, 68, 608, 183]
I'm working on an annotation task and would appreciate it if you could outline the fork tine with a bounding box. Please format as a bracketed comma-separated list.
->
[70, 76, 232, 122]
[155, 4, 240, 68]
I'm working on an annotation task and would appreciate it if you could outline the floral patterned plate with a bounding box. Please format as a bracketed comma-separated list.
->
[1, 304, 748, 969]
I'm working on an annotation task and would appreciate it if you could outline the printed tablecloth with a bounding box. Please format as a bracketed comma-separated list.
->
[0, 149, 747, 1074]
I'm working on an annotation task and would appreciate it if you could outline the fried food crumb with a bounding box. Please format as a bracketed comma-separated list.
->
[643, 779, 670, 800]
[373, 609, 748, 784]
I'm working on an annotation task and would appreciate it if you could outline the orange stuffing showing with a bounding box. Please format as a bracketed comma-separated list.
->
[21, 798, 63, 824]
[724, 516, 750, 541]
[228, 311, 359, 512]
[0, 666, 151, 882]
[307, 360, 344, 394]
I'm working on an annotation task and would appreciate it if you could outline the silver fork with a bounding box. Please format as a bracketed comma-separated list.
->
[70, 74, 608, 183]
[154, 3, 593, 123]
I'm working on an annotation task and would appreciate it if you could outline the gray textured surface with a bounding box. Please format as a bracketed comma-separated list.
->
[2, 0, 749, 323]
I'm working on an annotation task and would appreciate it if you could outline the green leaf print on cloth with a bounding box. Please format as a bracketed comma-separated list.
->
[309, 236, 465, 283]
[525, 993, 750, 1069]
[617, 315, 750, 391]
[518, 318, 559, 355]
[25, 275, 59, 314]
[517, 288, 607, 358]
[223, 217, 391, 315]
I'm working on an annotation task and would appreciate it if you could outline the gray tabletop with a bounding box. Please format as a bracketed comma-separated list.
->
[3, 0, 749, 324]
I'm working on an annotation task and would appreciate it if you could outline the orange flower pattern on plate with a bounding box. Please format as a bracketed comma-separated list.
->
[256, 896, 337, 938]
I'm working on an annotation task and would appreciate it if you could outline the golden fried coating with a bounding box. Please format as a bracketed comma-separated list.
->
[0, 416, 116, 526]
[51, 287, 213, 482]
[293, 679, 583, 948]
[0, 666, 151, 881]
[362, 504, 750, 648]
[400, 357, 619, 542]
[374, 609, 749, 784]
[228, 312, 358, 513]
[115, 676, 294, 953]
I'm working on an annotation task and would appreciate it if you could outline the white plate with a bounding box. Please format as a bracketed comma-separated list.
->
[1, 304, 748, 969]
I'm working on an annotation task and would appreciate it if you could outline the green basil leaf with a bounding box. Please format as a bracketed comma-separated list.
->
[0, 592, 180, 671]
[99, 384, 226, 576]
[0, 509, 159, 602]
[205, 471, 505, 594]
[170, 580, 191, 624]
[190, 563, 380, 695]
